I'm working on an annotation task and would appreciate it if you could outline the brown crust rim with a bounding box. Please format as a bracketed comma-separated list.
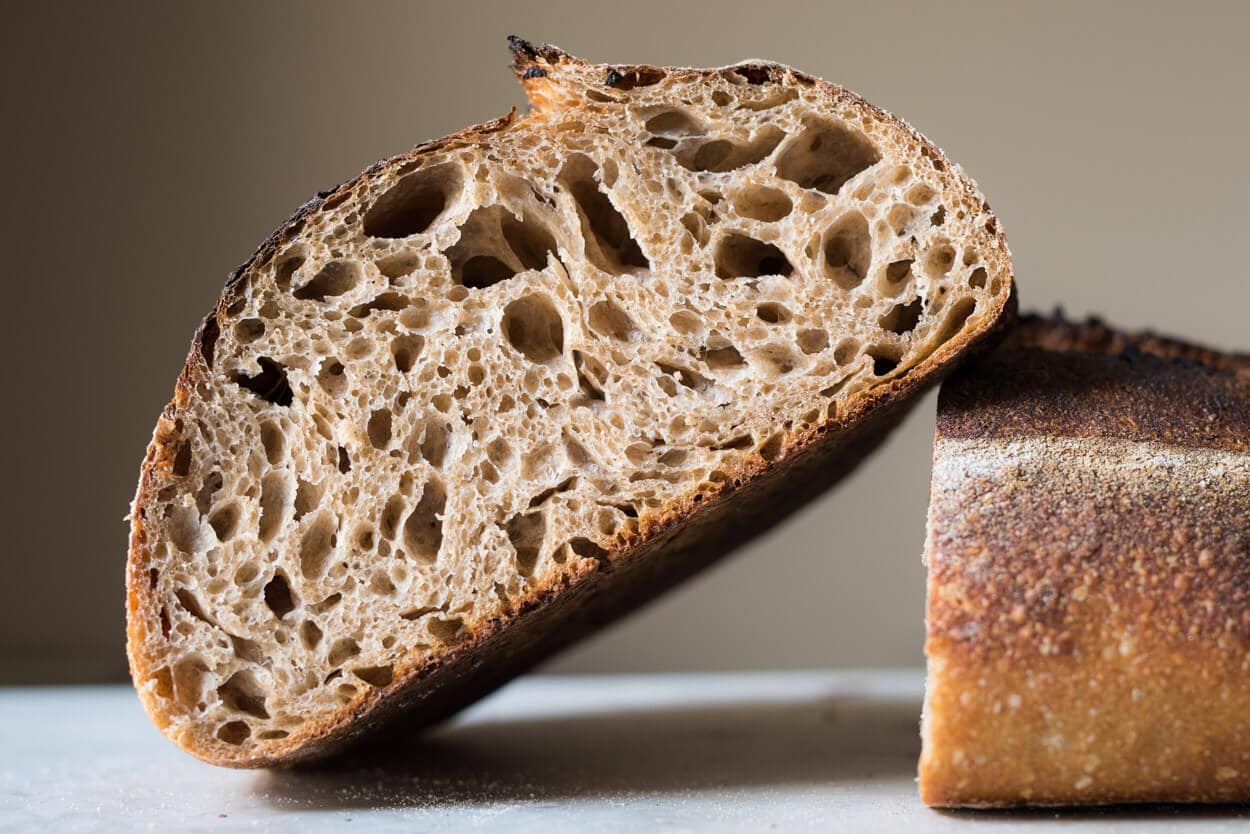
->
[127, 38, 1015, 767]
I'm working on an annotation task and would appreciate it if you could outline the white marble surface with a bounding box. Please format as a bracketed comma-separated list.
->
[2, 671, 1247, 833]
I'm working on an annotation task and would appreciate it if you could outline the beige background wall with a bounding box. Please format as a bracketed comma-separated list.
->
[2, 2, 1245, 682]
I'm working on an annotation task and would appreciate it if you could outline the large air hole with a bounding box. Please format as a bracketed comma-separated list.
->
[363, 162, 462, 238]
[776, 118, 880, 195]
[644, 109, 702, 137]
[500, 212, 559, 271]
[263, 572, 296, 619]
[868, 346, 901, 377]
[588, 299, 638, 341]
[822, 213, 872, 290]
[675, 126, 784, 173]
[402, 479, 445, 563]
[506, 511, 546, 577]
[299, 510, 338, 579]
[208, 502, 240, 542]
[730, 184, 793, 222]
[559, 155, 649, 274]
[293, 260, 361, 302]
[391, 335, 424, 373]
[705, 343, 745, 370]
[367, 409, 393, 450]
[218, 670, 269, 719]
[880, 299, 924, 335]
[234, 358, 293, 407]
[714, 233, 793, 279]
[258, 473, 287, 542]
[502, 295, 565, 364]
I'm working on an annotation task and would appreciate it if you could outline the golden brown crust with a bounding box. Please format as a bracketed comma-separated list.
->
[920, 314, 1250, 807]
[127, 38, 1015, 767]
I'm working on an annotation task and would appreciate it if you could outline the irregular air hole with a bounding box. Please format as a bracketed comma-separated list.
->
[363, 162, 461, 238]
[218, 671, 269, 719]
[797, 329, 829, 354]
[195, 471, 223, 515]
[758, 434, 785, 462]
[375, 251, 420, 279]
[925, 244, 956, 279]
[353, 665, 394, 687]
[367, 409, 392, 449]
[880, 299, 924, 335]
[644, 109, 702, 137]
[461, 255, 514, 288]
[886, 259, 914, 286]
[400, 606, 438, 621]
[503, 295, 564, 364]
[172, 440, 192, 477]
[777, 119, 880, 195]
[506, 511, 546, 577]
[588, 299, 637, 341]
[418, 421, 450, 468]
[258, 473, 287, 542]
[756, 303, 792, 324]
[705, 344, 745, 369]
[573, 351, 607, 402]
[217, 721, 250, 745]
[868, 347, 901, 376]
[568, 537, 610, 564]
[294, 260, 361, 302]
[833, 339, 860, 365]
[936, 297, 977, 342]
[731, 185, 793, 222]
[208, 502, 240, 542]
[293, 478, 323, 520]
[259, 421, 284, 464]
[647, 137, 678, 150]
[969, 267, 988, 289]
[500, 212, 559, 271]
[931, 205, 947, 226]
[263, 572, 296, 619]
[317, 359, 347, 397]
[350, 292, 409, 318]
[403, 479, 446, 563]
[429, 618, 464, 644]
[299, 511, 337, 579]
[337, 446, 351, 473]
[300, 620, 323, 650]
[391, 334, 424, 373]
[234, 318, 265, 343]
[714, 233, 793, 279]
[676, 126, 785, 173]
[174, 588, 213, 625]
[229, 633, 262, 663]
[559, 155, 649, 273]
[273, 247, 306, 289]
[327, 638, 360, 667]
[823, 213, 872, 290]
[234, 358, 293, 407]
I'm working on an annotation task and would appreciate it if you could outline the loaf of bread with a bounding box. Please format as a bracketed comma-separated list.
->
[127, 38, 1013, 765]
[921, 313, 1250, 807]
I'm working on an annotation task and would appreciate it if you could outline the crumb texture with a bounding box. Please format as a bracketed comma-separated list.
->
[129, 43, 1011, 763]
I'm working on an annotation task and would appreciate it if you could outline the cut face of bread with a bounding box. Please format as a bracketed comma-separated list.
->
[921, 315, 1250, 807]
[127, 38, 1013, 765]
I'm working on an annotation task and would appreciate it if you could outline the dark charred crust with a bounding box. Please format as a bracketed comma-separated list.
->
[603, 66, 665, 90]
[522, 66, 547, 79]
[508, 35, 572, 78]
[604, 69, 623, 87]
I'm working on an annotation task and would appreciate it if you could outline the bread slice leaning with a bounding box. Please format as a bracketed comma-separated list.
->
[127, 38, 1014, 766]
[921, 313, 1250, 807]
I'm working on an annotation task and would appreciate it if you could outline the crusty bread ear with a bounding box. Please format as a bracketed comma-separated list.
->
[127, 38, 1013, 766]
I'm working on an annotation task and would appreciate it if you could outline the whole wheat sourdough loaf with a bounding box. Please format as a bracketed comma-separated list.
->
[921, 313, 1250, 807]
[128, 38, 1013, 765]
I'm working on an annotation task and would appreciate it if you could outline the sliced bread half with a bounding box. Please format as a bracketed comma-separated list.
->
[128, 39, 1014, 765]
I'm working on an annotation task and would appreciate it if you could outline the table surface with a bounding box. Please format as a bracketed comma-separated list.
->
[2, 671, 1247, 833]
